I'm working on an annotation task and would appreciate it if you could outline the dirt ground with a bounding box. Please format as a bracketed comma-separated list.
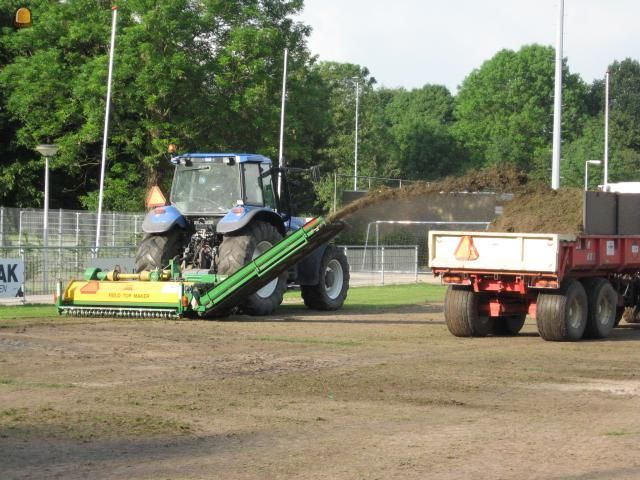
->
[3, 302, 640, 480]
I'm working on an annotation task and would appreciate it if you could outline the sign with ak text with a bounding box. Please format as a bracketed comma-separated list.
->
[0, 259, 24, 297]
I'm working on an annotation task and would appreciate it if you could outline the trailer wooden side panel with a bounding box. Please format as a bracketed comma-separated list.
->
[429, 231, 575, 274]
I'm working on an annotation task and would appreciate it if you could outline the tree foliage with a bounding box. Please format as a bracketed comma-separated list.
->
[2, 3, 640, 215]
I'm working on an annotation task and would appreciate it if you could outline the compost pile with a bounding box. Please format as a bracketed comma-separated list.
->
[489, 186, 583, 234]
[329, 165, 584, 235]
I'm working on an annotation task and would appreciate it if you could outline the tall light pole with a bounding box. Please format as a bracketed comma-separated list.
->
[35, 144, 59, 294]
[353, 78, 360, 191]
[277, 47, 288, 198]
[96, 5, 118, 255]
[584, 160, 602, 190]
[551, 0, 564, 190]
[604, 70, 610, 189]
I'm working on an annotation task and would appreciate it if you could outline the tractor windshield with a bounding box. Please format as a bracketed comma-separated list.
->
[171, 162, 241, 214]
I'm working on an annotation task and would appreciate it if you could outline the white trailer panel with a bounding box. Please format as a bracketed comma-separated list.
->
[428, 231, 576, 274]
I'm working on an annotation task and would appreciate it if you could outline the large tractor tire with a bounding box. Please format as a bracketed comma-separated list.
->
[492, 314, 526, 336]
[301, 245, 350, 311]
[536, 279, 587, 341]
[135, 229, 184, 272]
[582, 278, 617, 339]
[444, 285, 491, 337]
[218, 221, 287, 316]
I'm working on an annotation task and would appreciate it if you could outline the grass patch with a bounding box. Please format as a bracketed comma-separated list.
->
[0, 284, 445, 322]
[0, 304, 56, 320]
[251, 336, 362, 347]
[0, 378, 16, 385]
[284, 283, 445, 310]
[0, 406, 192, 440]
[605, 430, 629, 437]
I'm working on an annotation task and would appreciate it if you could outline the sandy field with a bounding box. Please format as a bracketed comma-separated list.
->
[2, 301, 640, 479]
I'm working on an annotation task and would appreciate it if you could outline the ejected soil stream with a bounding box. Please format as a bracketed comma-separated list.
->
[3, 304, 640, 479]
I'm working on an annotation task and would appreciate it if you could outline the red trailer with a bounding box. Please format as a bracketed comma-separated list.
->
[429, 230, 640, 341]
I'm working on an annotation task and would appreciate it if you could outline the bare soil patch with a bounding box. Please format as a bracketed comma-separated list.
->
[3, 304, 640, 479]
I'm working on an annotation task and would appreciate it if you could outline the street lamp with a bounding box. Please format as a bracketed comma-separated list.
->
[35, 144, 59, 294]
[584, 160, 602, 191]
[352, 77, 360, 191]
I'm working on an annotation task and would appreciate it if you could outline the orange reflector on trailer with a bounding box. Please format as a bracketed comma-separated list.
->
[454, 235, 479, 261]
[146, 186, 167, 208]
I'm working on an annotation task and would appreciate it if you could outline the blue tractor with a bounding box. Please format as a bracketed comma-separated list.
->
[135, 153, 350, 316]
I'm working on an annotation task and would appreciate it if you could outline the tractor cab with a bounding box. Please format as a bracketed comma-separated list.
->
[170, 153, 281, 216]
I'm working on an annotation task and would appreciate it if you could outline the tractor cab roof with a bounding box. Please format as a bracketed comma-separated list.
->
[170, 153, 272, 165]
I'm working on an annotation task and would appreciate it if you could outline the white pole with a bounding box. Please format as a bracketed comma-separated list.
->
[277, 48, 288, 198]
[604, 70, 610, 188]
[95, 5, 118, 254]
[43, 155, 49, 293]
[354, 80, 360, 191]
[551, 0, 564, 190]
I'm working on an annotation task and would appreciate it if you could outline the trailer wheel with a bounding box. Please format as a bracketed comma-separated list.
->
[444, 286, 491, 337]
[536, 279, 587, 341]
[492, 315, 526, 336]
[218, 221, 287, 316]
[135, 228, 184, 272]
[582, 278, 617, 339]
[301, 246, 350, 311]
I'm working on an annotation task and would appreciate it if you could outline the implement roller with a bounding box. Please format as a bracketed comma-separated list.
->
[57, 217, 343, 319]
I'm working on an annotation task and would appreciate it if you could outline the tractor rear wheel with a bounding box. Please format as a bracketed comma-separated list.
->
[582, 278, 617, 339]
[135, 229, 184, 272]
[444, 286, 491, 337]
[492, 314, 526, 336]
[536, 279, 587, 341]
[301, 246, 350, 310]
[218, 221, 287, 316]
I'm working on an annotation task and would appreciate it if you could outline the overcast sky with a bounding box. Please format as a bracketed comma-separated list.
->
[296, 0, 640, 93]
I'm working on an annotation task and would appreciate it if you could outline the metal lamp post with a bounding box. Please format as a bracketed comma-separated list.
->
[353, 77, 360, 191]
[584, 160, 602, 191]
[35, 143, 59, 294]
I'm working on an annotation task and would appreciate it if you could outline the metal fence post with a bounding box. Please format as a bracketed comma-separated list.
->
[18, 210, 23, 246]
[0, 206, 4, 247]
[112, 212, 116, 246]
[414, 245, 419, 283]
[380, 246, 385, 285]
[20, 248, 26, 303]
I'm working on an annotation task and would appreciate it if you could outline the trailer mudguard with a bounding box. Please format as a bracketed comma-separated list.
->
[141, 205, 187, 233]
[217, 206, 285, 235]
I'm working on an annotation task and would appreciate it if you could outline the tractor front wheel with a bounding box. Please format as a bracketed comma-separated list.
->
[218, 221, 287, 316]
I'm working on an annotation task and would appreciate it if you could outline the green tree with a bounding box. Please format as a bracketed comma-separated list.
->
[385, 85, 464, 180]
[0, 0, 312, 211]
[453, 44, 588, 180]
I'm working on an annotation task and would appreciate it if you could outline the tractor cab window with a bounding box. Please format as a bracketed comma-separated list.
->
[171, 162, 241, 214]
[261, 164, 277, 210]
[242, 163, 264, 205]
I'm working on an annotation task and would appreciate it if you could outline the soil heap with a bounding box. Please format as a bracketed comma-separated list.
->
[329, 165, 584, 235]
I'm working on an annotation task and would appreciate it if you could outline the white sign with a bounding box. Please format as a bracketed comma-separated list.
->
[0, 259, 24, 298]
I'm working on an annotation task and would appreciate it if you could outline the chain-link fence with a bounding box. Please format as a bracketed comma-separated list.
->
[2, 246, 138, 296]
[0, 207, 493, 297]
[339, 245, 421, 286]
[0, 207, 144, 247]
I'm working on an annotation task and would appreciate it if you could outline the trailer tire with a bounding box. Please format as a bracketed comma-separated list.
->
[536, 279, 588, 341]
[582, 278, 617, 339]
[218, 221, 287, 316]
[135, 228, 184, 272]
[492, 315, 526, 336]
[301, 246, 350, 311]
[444, 286, 491, 337]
